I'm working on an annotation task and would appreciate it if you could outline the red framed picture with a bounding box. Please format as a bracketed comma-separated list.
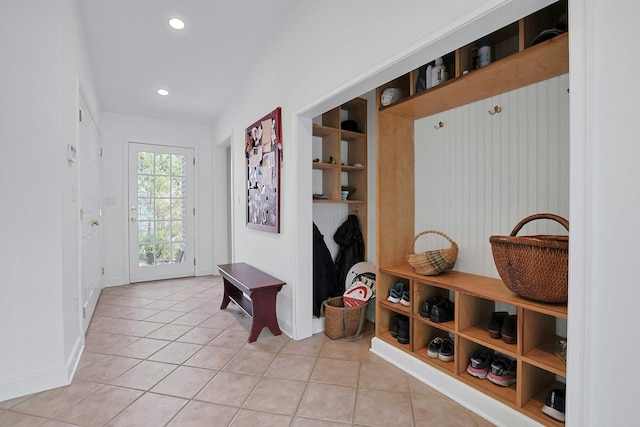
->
[245, 107, 282, 233]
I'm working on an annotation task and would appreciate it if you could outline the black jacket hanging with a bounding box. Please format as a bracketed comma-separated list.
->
[313, 222, 338, 317]
[333, 215, 364, 293]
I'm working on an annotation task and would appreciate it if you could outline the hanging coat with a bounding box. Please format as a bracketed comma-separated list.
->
[313, 222, 338, 317]
[333, 215, 364, 293]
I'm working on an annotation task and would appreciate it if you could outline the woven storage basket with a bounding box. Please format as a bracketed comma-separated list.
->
[323, 296, 368, 340]
[490, 213, 569, 303]
[407, 230, 458, 275]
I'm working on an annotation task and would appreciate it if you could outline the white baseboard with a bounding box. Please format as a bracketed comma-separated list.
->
[370, 338, 543, 427]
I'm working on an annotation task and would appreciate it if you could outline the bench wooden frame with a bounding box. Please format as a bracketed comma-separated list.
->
[216, 262, 285, 343]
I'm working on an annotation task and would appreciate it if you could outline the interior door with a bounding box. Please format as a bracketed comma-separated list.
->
[79, 95, 103, 332]
[128, 143, 195, 282]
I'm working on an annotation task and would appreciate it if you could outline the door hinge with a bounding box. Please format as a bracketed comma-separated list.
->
[99, 148, 103, 157]
[193, 208, 196, 216]
[101, 267, 104, 275]
[193, 258, 196, 266]
[79, 109, 83, 122]
[79, 208, 84, 220]
[193, 157, 196, 165]
[82, 307, 86, 319]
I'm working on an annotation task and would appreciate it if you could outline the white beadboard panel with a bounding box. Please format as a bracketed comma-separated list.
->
[414, 74, 569, 278]
[313, 203, 350, 261]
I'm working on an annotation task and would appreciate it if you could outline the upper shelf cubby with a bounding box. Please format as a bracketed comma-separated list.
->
[378, 0, 568, 120]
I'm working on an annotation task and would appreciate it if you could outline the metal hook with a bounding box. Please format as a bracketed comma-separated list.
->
[434, 121, 444, 129]
[488, 106, 502, 115]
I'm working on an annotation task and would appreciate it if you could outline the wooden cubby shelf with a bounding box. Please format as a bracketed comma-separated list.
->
[376, 265, 566, 426]
[312, 96, 368, 232]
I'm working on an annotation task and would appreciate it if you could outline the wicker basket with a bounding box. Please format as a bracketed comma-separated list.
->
[490, 213, 569, 303]
[407, 230, 458, 275]
[323, 296, 368, 340]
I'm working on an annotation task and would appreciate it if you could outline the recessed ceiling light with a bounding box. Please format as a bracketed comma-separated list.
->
[169, 18, 185, 30]
[157, 89, 169, 96]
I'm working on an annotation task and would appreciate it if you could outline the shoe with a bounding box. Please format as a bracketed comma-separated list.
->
[430, 299, 454, 323]
[542, 389, 566, 422]
[387, 283, 404, 304]
[487, 354, 517, 387]
[488, 311, 508, 339]
[500, 315, 517, 344]
[467, 349, 493, 379]
[554, 339, 567, 363]
[390, 314, 401, 338]
[427, 337, 446, 358]
[397, 316, 410, 345]
[400, 290, 410, 307]
[438, 338, 454, 362]
[420, 296, 443, 318]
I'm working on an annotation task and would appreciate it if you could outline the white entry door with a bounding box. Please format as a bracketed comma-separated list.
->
[79, 95, 103, 332]
[128, 143, 195, 282]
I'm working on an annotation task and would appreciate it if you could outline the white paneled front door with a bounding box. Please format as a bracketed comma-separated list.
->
[128, 143, 195, 283]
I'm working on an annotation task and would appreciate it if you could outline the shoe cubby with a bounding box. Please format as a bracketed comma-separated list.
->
[457, 338, 518, 406]
[412, 321, 455, 374]
[519, 363, 566, 426]
[457, 294, 518, 358]
[522, 309, 567, 377]
[377, 264, 567, 425]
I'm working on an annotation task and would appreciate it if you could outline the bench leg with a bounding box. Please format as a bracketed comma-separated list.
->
[220, 280, 232, 309]
[248, 287, 282, 343]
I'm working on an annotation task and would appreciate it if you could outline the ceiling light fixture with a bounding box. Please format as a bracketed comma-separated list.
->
[157, 89, 169, 96]
[168, 18, 185, 30]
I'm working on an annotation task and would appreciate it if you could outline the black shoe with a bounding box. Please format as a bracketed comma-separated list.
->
[438, 338, 454, 362]
[501, 315, 517, 344]
[420, 296, 443, 318]
[391, 314, 400, 338]
[430, 299, 454, 323]
[488, 311, 508, 339]
[427, 337, 446, 358]
[542, 389, 565, 422]
[397, 316, 410, 345]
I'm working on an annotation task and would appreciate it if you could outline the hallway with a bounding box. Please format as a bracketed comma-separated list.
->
[0, 276, 492, 426]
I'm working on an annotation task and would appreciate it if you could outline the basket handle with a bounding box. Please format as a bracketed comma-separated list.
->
[410, 230, 456, 254]
[510, 213, 569, 236]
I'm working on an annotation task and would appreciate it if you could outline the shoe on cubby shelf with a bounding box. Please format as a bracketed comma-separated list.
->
[420, 295, 443, 318]
[487, 354, 517, 387]
[467, 349, 493, 379]
[430, 299, 454, 323]
[500, 315, 517, 344]
[542, 389, 566, 422]
[397, 316, 410, 345]
[488, 311, 508, 339]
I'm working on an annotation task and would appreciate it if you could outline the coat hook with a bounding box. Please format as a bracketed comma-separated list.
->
[488, 106, 502, 115]
[434, 121, 444, 129]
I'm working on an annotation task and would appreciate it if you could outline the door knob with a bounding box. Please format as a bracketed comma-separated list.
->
[131, 217, 137, 222]
[90, 220, 99, 226]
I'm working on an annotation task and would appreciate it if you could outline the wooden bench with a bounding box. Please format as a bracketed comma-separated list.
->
[216, 262, 285, 343]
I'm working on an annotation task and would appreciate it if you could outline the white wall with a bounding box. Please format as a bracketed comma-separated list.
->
[210, 0, 559, 340]
[100, 113, 221, 286]
[567, 1, 640, 426]
[0, 0, 99, 401]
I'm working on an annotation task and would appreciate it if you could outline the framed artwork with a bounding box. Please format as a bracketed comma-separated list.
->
[246, 107, 282, 233]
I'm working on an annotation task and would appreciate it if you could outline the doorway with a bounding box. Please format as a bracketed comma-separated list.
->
[128, 143, 195, 282]
[79, 93, 103, 332]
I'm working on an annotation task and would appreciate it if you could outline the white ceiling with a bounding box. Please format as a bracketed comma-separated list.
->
[79, 0, 297, 125]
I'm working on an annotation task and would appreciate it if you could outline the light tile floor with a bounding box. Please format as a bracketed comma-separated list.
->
[0, 276, 494, 426]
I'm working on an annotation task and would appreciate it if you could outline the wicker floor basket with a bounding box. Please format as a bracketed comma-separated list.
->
[407, 230, 458, 275]
[490, 214, 569, 303]
[323, 296, 368, 340]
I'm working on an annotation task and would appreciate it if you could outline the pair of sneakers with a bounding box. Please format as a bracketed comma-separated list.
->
[387, 282, 410, 307]
[427, 337, 454, 362]
[466, 349, 516, 387]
